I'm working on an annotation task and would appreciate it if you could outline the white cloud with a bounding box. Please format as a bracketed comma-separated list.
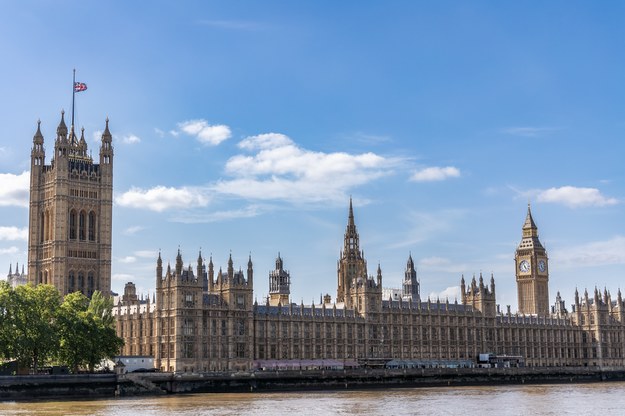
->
[171, 205, 262, 223]
[0, 226, 28, 241]
[112, 273, 136, 282]
[116, 186, 210, 212]
[154, 128, 165, 138]
[120, 134, 141, 144]
[419, 256, 468, 274]
[536, 186, 618, 208]
[410, 166, 460, 182]
[0, 171, 29, 208]
[91, 130, 103, 144]
[214, 133, 398, 203]
[0, 246, 19, 255]
[177, 119, 231, 145]
[123, 226, 144, 235]
[427, 286, 461, 302]
[119, 256, 137, 264]
[551, 236, 625, 267]
[134, 250, 158, 258]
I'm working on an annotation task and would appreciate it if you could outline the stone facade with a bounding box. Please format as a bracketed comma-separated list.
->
[115, 201, 625, 372]
[27, 113, 113, 297]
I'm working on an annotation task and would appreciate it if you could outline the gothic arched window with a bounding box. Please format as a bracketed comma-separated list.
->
[40, 212, 45, 243]
[88, 211, 96, 241]
[69, 210, 77, 240]
[68, 271, 75, 293]
[87, 272, 94, 297]
[79, 211, 86, 241]
[78, 272, 84, 294]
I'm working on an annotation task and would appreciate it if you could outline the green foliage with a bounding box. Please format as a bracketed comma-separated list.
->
[57, 290, 124, 372]
[0, 285, 123, 373]
[10, 284, 60, 371]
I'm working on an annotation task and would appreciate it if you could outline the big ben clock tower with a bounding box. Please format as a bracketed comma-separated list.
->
[515, 204, 549, 316]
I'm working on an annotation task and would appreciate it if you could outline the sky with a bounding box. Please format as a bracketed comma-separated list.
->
[0, 1, 624, 311]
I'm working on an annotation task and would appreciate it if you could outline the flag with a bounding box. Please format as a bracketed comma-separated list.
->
[74, 82, 87, 92]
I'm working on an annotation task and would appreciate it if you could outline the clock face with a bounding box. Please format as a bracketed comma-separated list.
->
[519, 260, 530, 273]
[538, 260, 546, 272]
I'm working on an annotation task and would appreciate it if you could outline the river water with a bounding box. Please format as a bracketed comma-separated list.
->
[1, 382, 623, 415]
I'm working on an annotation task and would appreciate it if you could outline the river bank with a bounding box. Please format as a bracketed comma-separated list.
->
[2, 367, 625, 401]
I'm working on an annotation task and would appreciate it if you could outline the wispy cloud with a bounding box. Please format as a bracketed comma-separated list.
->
[116, 186, 211, 212]
[120, 134, 141, 144]
[410, 166, 460, 182]
[536, 186, 618, 208]
[118, 256, 137, 264]
[134, 250, 158, 259]
[419, 256, 467, 274]
[551, 236, 625, 267]
[389, 209, 466, 249]
[0, 226, 28, 241]
[123, 226, 144, 236]
[171, 205, 262, 223]
[112, 273, 136, 282]
[0, 171, 29, 208]
[501, 127, 560, 137]
[176, 119, 232, 146]
[0, 246, 19, 255]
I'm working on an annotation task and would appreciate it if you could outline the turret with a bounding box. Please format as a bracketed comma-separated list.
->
[227, 252, 234, 279]
[156, 251, 163, 287]
[31, 120, 45, 168]
[247, 254, 253, 287]
[208, 255, 214, 292]
[99, 118, 113, 167]
[53, 111, 69, 170]
[403, 253, 419, 301]
[268, 252, 290, 306]
[197, 250, 203, 281]
[175, 248, 183, 276]
[460, 275, 466, 304]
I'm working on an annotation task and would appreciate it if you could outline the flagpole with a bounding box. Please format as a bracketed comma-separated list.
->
[71, 69, 76, 130]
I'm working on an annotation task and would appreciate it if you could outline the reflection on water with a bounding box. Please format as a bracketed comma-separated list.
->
[2, 382, 624, 416]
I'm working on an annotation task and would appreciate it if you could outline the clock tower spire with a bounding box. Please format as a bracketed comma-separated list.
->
[515, 204, 549, 316]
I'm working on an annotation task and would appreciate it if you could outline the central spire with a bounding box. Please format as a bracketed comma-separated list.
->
[344, 197, 360, 254]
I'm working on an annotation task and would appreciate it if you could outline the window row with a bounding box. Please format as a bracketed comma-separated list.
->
[69, 209, 97, 241]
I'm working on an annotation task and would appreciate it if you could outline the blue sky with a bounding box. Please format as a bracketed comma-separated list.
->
[1, 1, 624, 310]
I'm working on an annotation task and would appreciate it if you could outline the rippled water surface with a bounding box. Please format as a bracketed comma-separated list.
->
[2, 382, 624, 415]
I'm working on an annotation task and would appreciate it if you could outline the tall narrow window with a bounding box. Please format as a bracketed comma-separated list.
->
[44, 211, 49, 241]
[68, 272, 75, 293]
[87, 273, 94, 297]
[40, 212, 45, 243]
[69, 210, 77, 240]
[88, 212, 96, 241]
[79, 211, 86, 241]
[78, 272, 84, 294]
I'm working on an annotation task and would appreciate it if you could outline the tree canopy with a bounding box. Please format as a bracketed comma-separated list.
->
[0, 283, 123, 373]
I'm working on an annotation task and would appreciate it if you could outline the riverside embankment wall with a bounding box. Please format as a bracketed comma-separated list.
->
[2, 367, 625, 400]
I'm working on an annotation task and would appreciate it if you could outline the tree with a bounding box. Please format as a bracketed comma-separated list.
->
[10, 284, 61, 372]
[57, 290, 124, 372]
[57, 292, 91, 373]
[85, 291, 124, 371]
[0, 281, 12, 361]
